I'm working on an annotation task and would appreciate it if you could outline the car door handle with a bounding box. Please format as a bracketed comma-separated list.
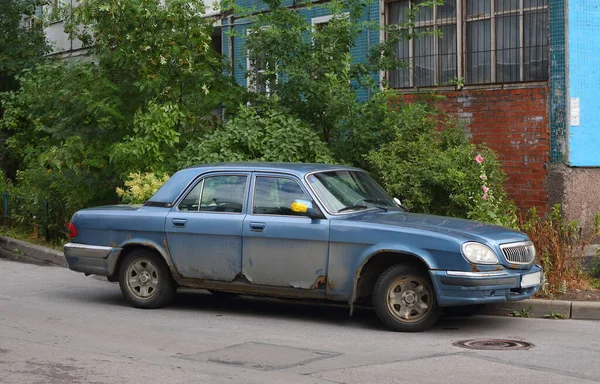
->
[249, 222, 266, 232]
[172, 219, 187, 228]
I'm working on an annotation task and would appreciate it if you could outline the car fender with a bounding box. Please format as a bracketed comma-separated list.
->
[114, 236, 178, 277]
[347, 243, 439, 314]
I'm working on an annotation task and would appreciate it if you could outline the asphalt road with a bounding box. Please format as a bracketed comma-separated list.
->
[1, 250, 600, 384]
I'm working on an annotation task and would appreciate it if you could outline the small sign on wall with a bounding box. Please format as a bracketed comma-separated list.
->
[571, 97, 580, 126]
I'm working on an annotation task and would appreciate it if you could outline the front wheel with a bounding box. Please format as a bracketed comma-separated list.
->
[118, 249, 176, 309]
[373, 264, 442, 332]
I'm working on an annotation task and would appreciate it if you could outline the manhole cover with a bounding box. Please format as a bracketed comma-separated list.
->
[453, 339, 533, 350]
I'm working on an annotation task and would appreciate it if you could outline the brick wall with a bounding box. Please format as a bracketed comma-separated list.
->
[397, 86, 550, 216]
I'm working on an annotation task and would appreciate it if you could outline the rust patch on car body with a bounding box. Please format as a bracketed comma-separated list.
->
[311, 275, 327, 289]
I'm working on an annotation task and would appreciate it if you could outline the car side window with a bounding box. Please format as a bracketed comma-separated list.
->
[178, 175, 247, 213]
[253, 177, 309, 216]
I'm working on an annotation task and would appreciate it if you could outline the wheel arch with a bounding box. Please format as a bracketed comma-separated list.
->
[350, 250, 433, 308]
[109, 240, 176, 280]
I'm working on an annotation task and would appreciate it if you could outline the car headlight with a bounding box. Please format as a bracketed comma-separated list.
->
[461, 242, 499, 264]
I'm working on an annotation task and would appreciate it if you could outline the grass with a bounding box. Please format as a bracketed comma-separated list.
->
[0, 225, 66, 252]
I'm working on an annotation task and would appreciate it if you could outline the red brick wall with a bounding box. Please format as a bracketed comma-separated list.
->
[396, 87, 550, 216]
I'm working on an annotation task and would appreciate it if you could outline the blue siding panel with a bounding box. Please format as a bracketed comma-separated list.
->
[568, 0, 600, 166]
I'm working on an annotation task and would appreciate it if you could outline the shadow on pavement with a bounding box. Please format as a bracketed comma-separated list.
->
[58, 278, 511, 332]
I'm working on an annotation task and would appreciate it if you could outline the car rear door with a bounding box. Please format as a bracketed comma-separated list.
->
[165, 172, 250, 281]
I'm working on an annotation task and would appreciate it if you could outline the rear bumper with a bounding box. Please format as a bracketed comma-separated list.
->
[64, 242, 122, 276]
[430, 264, 542, 307]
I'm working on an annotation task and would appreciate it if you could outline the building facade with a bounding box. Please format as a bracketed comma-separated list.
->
[43, 0, 600, 225]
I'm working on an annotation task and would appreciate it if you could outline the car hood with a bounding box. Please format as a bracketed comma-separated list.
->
[340, 209, 528, 244]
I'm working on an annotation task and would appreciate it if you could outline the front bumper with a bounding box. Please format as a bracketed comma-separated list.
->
[430, 264, 542, 307]
[64, 242, 122, 277]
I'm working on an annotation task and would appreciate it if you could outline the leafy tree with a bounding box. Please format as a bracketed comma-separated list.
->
[0, 0, 242, 236]
[180, 104, 334, 165]
[367, 102, 517, 227]
[0, 0, 49, 92]
[0, 0, 49, 178]
[240, 0, 441, 162]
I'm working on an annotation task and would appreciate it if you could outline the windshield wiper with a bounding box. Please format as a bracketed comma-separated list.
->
[338, 204, 369, 213]
[362, 199, 389, 212]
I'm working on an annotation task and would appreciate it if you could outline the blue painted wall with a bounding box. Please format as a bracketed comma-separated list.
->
[222, 0, 380, 102]
[568, 0, 600, 166]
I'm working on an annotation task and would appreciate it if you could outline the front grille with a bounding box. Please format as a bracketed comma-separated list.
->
[500, 241, 536, 265]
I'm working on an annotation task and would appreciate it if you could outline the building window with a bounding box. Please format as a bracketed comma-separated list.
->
[246, 28, 276, 94]
[386, 0, 549, 87]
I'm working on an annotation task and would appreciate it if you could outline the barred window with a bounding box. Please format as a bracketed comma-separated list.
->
[386, 0, 549, 87]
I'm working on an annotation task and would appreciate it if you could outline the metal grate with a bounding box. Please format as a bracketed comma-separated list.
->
[386, 0, 550, 87]
[500, 241, 536, 265]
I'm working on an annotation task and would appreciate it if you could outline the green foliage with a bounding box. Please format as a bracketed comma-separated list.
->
[367, 102, 517, 227]
[510, 304, 533, 318]
[110, 101, 184, 174]
[0, 0, 49, 86]
[0, 0, 50, 178]
[180, 105, 334, 165]
[543, 312, 565, 320]
[116, 172, 171, 204]
[10, 136, 118, 234]
[0, 0, 244, 237]
[64, 0, 238, 113]
[239, 0, 430, 153]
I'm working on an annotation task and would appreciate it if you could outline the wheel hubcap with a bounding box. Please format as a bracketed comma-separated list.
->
[126, 259, 159, 300]
[386, 276, 433, 323]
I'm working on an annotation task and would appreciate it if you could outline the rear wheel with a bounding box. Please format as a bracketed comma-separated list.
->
[373, 264, 442, 332]
[118, 249, 176, 309]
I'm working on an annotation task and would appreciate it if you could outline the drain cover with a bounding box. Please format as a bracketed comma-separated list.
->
[453, 339, 533, 350]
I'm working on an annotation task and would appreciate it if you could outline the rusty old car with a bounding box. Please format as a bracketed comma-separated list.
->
[64, 163, 542, 331]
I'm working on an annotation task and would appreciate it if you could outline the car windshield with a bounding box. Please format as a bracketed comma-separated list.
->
[306, 170, 399, 213]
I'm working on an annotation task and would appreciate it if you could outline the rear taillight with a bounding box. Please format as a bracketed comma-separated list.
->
[68, 222, 78, 238]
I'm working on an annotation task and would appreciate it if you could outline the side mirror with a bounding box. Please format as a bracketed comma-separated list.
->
[290, 199, 319, 219]
[394, 197, 408, 211]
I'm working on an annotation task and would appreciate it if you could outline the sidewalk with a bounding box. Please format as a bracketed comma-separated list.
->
[1, 235, 599, 321]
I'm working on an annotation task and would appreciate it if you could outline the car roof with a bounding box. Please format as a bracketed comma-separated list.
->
[148, 162, 365, 206]
[183, 162, 363, 177]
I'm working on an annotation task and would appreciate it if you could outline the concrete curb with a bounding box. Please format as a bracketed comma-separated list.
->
[0, 236, 66, 267]
[0, 236, 599, 320]
[482, 299, 573, 319]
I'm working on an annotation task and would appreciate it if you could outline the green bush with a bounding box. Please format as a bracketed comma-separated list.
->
[179, 105, 334, 166]
[116, 172, 171, 204]
[367, 102, 517, 228]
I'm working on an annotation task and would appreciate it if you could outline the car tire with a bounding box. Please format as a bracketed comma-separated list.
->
[118, 249, 176, 309]
[443, 304, 485, 317]
[373, 264, 442, 332]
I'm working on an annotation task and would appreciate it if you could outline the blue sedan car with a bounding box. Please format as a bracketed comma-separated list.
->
[64, 163, 542, 331]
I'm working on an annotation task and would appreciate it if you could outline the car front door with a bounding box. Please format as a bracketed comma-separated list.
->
[242, 173, 330, 290]
[165, 172, 249, 281]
